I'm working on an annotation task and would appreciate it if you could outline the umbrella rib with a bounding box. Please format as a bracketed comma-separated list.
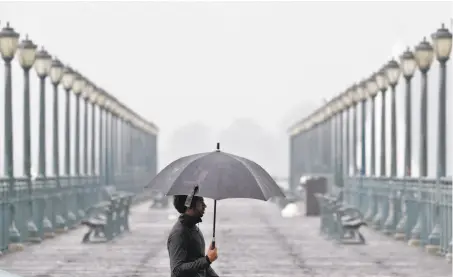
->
[226, 154, 266, 199]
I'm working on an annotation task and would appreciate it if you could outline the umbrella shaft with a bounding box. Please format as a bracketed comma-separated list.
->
[212, 200, 217, 248]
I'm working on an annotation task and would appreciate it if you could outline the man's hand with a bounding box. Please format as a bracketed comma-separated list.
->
[206, 242, 218, 263]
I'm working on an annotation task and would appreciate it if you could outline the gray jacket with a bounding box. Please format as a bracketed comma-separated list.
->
[167, 214, 219, 277]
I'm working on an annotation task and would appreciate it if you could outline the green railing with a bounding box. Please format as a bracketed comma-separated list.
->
[288, 22, 452, 262]
[0, 22, 159, 253]
[344, 176, 452, 256]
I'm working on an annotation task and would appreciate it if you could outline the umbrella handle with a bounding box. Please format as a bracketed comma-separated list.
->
[211, 200, 217, 249]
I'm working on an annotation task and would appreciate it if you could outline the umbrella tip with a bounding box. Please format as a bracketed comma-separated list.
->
[216, 142, 220, 152]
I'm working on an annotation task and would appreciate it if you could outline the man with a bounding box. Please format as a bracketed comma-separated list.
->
[168, 195, 219, 277]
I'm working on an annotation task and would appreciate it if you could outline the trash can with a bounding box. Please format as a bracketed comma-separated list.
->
[303, 176, 327, 216]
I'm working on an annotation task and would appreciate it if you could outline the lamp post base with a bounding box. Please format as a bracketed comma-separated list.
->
[394, 232, 406, 240]
[8, 243, 24, 252]
[425, 244, 441, 255]
[408, 238, 421, 247]
[44, 231, 56, 238]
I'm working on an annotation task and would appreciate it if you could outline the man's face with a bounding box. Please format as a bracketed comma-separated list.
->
[194, 197, 207, 217]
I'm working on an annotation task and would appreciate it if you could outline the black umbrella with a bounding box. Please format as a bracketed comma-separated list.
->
[145, 142, 285, 246]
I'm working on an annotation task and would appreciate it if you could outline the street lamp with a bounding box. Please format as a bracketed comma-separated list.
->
[0, 22, 19, 62]
[358, 80, 368, 176]
[34, 47, 52, 78]
[426, 23, 452, 253]
[432, 23, 452, 62]
[96, 92, 108, 185]
[89, 86, 99, 177]
[17, 35, 37, 70]
[17, 35, 37, 179]
[61, 66, 75, 91]
[415, 37, 434, 73]
[49, 58, 64, 85]
[72, 72, 86, 177]
[82, 81, 94, 176]
[49, 57, 65, 234]
[385, 59, 400, 177]
[367, 75, 379, 176]
[385, 59, 401, 88]
[72, 72, 86, 95]
[431, 23, 452, 179]
[0, 22, 20, 182]
[35, 47, 52, 179]
[400, 47, 417, 78]
[61, 65, 75, 180]
[49, 58, 64, 170]
[341, 90, 353, 176]
[335, 96, 346, 187]
[97, 93, 107, 107]
[414, 38, 433, 175]
[375, 68, 389, 91]
[348, 84, 359, 175]
[375, 67, 388, 177]
[17, 34, 40, 242]
[400, 47, 416, 177]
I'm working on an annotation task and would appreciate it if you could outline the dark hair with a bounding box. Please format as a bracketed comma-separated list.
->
[173, 195, 201, 214]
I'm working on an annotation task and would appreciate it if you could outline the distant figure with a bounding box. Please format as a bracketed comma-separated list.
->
[168, 195, 219, 277]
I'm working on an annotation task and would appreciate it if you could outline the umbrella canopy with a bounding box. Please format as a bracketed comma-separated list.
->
[146, 143, 286, 248]
[145, 145, 285, 201]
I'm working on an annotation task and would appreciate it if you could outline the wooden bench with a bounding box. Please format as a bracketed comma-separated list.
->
[316, 194, 367, 244]
[332, 203, 367, 244]
[81, 191, 134, 243]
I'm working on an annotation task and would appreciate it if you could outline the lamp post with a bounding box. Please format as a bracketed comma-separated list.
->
[431, 23, 452, 179]
[96, 93, 107, 185]
[0, 22, 19, 195]
[414, 37, 434, 177]
[341, 90, 352, 203]
[363, 75, 379, 223]
[348, 87, 360, 206]
[384, 59, 401, 177]
[341, 91, 353, 177]
[0, 22, 20, 251]
[109, 102, 118, 187]
[349, 84, 360, 176]
[335, 99, 345, 188]
[395, 46, 417, 240]
[61, 66, 75, 179]
[72, 72, 86, 221]
[382, 59, 401, 236]
[49, 57, 64, 236]
[33, 46, 52, 241]
[358, 80, 368, 177]
[60, 65, 75, 230]
[72, 72, 85, 179]
[375, 68, 389, 176]
[17, 34, 37, 244]
[89, 90, 98, 178]
[426, 22, 452, 255]
[34, 47, 52, 179]
[82, 81, 94, 177]
[400, 48, 417, 177]
[104, 99, 113, 186]
[366, 75, 379, 176]
[356, 81, 368, 213]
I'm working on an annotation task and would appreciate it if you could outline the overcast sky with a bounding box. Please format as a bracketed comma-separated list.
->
[0, 1, 451, 177]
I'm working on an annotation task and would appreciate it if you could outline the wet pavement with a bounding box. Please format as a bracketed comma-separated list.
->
[0, 199, 450, 277]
